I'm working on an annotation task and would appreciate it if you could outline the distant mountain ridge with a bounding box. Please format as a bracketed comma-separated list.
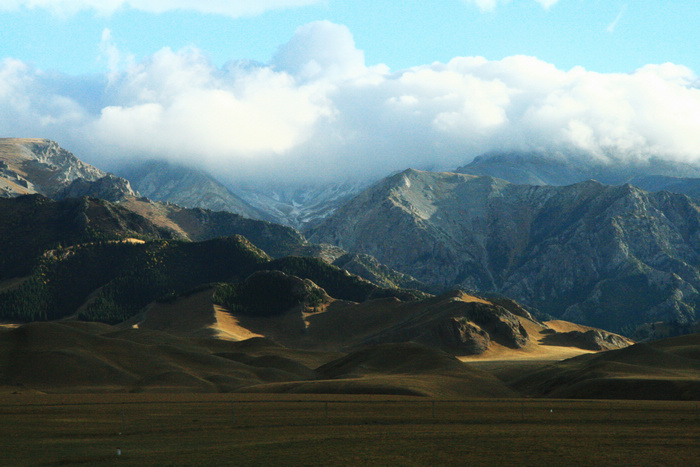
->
[308, 168, 700, 332]
[628, 175, 700, 200]
[116, 160, 367, 228]
[0, 192, 428, 304]
[456, 151, 700, 189]
[6, 137, 700, 336]
[117, 160, 270, 221]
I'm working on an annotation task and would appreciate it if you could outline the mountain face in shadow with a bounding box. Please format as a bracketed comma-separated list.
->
[308, 168, 700, 332]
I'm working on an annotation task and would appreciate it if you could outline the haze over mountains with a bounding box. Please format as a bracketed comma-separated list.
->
[456, 151, 700, 187]
[118, 160, 270, 221]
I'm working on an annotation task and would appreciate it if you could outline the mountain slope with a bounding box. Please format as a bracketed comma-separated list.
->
[628, 175, 700, 200]
[308, 169, 700, 331]
[0, 138, 135, 201]
[456, 151, 700, 187]
[118, 160, 269, 220]
[0, 194, 175, 280]
[510, 333, 700, 400]
[119, 196, 308, 258]
[117, 196, 429, 289]
[237, 181, 367, 228]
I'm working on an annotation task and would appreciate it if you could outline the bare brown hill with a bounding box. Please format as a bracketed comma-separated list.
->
[134, 286, 629, 359]
[509, 333, 700, 400]
[0, 321, 517, 398]
[0, 321, 335, 394]
[239, 342, 517, 398]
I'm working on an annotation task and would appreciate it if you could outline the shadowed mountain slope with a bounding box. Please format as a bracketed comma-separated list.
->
[308, 168, 700, 332]
[0, 195, 175, 280]
[509, 333, 700, 400]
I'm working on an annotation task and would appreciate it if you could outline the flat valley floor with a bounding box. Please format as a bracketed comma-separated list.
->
[1, 393, 699, 466]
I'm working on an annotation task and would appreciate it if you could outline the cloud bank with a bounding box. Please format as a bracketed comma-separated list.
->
[0, 0, 321, 17]
[1, 21, 700, 184]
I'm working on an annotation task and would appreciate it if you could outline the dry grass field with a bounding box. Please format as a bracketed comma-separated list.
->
[1, 393, 699, 466]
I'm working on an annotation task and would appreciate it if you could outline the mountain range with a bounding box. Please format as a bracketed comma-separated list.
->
[308, 168, 700, 333]
[5, 138, 700, 337]
[3, 137, 700, 399]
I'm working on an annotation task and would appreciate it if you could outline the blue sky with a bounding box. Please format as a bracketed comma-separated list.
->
[2, 0, 698, 75]
[1, 0, 700, 184]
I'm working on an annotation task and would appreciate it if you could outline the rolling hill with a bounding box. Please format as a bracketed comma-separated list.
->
[509, 333, 700, 400]
[0, 320, 517, 398]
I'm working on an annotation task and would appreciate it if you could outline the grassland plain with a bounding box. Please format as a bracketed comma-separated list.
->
[1, 393, 699, 466]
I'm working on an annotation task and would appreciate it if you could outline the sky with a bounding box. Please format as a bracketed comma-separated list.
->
[1, 0, 700, 185]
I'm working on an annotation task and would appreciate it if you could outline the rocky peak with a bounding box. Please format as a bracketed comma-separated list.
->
[0, 138, 133, 201]
[56, 174, 137, 202]
[309, 169, 700, 332]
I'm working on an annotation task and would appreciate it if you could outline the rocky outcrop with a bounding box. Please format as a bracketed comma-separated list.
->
[331, 253, 430, 292]
[308, 168, 700, 332]
[431, 317, 491, 354]
[541, 329, 631, 351]
[56, 174, 137, 202]
[0, 138, 134, 201]
[361, 291, 530, 354]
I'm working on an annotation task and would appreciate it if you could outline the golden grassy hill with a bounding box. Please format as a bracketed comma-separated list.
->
[0, 320, 517, 398]
[133, 287, 629, 357]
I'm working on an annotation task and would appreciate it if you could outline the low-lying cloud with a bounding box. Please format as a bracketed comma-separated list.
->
[1, 20, 700, 185]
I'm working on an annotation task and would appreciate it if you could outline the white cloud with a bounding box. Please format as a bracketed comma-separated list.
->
[0, 0, 321, 17]
[534, 0, 560, 8]
[607, 4, 627, 33]
[3, 21, 700, 184]
[0, 58, 88, 140]
[273, 21, 366, 81]
[90, 46, 333, 171]
[461, 0, 560, 12]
